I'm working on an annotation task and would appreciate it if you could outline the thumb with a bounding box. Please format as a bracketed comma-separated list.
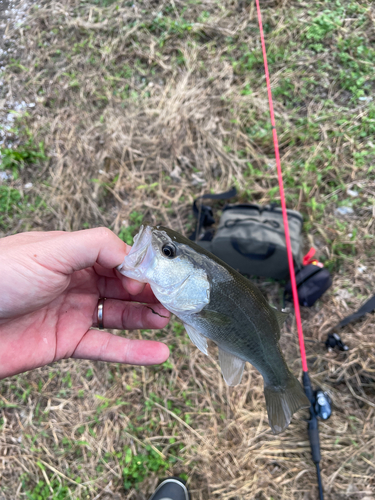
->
[38, 228, 130, 274]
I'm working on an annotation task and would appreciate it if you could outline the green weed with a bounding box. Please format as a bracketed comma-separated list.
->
[303, 9, 343, 49]
[0, 186, 22, 217]
[337, 36, 375, 98]
[172, 321, 185, 336]
[0, 138, 47, 179]
[121, 445, 175, 490]
[0, 183, 43, 232]
[24, 478, 70, 500]
[118, 211, 144, 245]
[91, 0, 118, 6]
[147, 15, 193, 38]
[7, 58, 28, 73]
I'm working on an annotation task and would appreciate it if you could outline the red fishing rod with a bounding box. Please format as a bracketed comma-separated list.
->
[254, 1, 327, 498]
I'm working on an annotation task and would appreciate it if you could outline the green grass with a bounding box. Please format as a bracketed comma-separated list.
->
[0, 185, 22, 215]
[0, 138, 47, 179]
[118, 211, 144, 245]
[121, 446, 176, 490]
[0, 136, 48, 232]
[24, 477, 71, 500]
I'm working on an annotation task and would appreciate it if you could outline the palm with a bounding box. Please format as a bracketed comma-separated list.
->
[20, 269, 102, 366]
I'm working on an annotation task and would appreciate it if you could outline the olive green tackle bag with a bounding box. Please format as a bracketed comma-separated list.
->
[190, 189, 303, 280]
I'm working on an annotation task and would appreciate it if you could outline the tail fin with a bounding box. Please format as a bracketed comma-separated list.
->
[264, 374, 310, 434]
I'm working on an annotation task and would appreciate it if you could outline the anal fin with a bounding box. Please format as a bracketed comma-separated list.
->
[218, 348, 246, 386]
[184, 323, 208, 356]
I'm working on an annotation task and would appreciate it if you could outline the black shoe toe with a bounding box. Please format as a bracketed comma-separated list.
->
[148, 477, 190, 500]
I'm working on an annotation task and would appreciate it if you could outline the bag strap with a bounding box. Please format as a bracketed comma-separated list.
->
[327, 294, 375, 351]
[190, 187, 237, 241]
[336, 294, 375, 329]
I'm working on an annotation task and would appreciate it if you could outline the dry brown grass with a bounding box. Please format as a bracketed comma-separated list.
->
[1, 293, 375, 500]
[1, 0, 375, 498]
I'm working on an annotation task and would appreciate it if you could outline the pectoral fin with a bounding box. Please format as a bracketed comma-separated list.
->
[184, 323, 208, 356]
[218, 348, 246, 386]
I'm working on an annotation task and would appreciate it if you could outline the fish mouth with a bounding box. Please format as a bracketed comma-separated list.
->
[132, 224, 145, 246]
[132, 245, 147, 267]
[118, 225, 152, 276]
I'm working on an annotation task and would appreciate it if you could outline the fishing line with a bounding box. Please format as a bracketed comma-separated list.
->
[254, 1, 324, 498]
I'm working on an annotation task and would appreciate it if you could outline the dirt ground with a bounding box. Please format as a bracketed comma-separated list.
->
[1, 0, 375, 499]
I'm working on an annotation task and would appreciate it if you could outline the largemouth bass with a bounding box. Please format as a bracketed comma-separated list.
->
[118, 225, 309, 433]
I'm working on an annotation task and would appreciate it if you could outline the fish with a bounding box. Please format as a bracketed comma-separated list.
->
[118, 225, 309, 433]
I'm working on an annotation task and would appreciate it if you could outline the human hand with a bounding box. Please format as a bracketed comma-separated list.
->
[0, 228, 170, 379]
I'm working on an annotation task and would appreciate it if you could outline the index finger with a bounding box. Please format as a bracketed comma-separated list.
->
[93, 263, 146, 296]
[96, 278, 159, 304]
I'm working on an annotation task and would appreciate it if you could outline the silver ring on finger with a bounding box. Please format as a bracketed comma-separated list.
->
[97, 298, 106, 330]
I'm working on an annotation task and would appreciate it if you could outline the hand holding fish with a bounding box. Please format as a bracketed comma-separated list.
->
[0, 228, 170, 379]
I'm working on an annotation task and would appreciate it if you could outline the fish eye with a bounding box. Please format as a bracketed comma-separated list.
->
[162, 243, 177, 259]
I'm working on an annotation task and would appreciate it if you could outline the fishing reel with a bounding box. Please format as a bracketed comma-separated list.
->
[325, 332, 349, 352]
[313, 389, 332, 421]
[302, 372, 332, 500]
[303, 373, 333, 422]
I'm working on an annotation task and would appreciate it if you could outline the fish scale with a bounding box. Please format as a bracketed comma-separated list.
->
[192, 283, 289, 388]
